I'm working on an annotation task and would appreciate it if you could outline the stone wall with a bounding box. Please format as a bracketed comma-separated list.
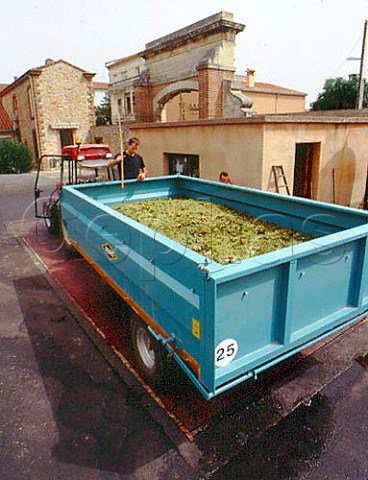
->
[1, 77, 38, 159]
[89, 124, 132, 155]
[36, 61, 95, 155]
[1, 60, 95, 169]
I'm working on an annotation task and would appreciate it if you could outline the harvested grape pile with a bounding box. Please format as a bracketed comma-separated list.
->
[113, 198, 312, 264]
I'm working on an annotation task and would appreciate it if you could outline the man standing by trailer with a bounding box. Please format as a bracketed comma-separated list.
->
[108, 137, 147, 180]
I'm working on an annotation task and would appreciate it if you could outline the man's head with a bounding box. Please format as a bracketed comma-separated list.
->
[126, 137, 140, 155]
[219, 171, 232, 184]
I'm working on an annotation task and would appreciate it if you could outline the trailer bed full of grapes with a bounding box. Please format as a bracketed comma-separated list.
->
[60, 176, 368, 399]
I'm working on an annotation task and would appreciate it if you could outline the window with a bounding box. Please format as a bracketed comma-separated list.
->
[168, 153, 199, 178]
[124, 93, 132, 115]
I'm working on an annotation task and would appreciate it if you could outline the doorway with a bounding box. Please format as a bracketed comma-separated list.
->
[293, 142, 320, 199]
[59, 129, 74, 148]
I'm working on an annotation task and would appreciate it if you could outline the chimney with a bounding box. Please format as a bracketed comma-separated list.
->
[246, 68, 255, 88]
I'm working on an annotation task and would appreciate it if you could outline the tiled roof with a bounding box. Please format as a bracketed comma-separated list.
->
[0, 103, 12, 131]
[0, 83, 8, 93]
[233, 75, 306, 96]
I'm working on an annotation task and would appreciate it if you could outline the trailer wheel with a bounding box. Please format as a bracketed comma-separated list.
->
[43, 198, 60, 235]
[130, 314, 166, 384]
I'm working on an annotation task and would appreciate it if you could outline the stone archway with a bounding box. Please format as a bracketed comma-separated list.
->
[153, 80, 199, 121]
[108, 12, 245, 122]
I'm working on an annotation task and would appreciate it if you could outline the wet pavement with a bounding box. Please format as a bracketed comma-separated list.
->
[209, 362, 368, 480]
[0, 230, 198, 480]
[0, 172, 367, 480]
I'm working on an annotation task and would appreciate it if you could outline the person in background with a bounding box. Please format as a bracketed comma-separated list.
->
[107, 137, 147, 180]
[219, 171, 232, 184]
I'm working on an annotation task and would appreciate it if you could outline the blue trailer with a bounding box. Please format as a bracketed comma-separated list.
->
[60, 176, 368, 399]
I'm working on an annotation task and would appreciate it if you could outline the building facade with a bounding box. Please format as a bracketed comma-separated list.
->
[93, 81, 109, 106]
[0, 59, 95, 165]
[106, 11, 306, 126]
[95, 110, 366, 209]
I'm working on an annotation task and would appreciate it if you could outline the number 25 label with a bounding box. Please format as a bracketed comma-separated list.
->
[215, 339, 238, 367]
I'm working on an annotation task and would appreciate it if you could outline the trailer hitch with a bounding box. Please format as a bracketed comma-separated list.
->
[147, 326, 176, 346]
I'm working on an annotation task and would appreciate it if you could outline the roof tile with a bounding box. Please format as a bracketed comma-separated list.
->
[0, 103, 12, 131]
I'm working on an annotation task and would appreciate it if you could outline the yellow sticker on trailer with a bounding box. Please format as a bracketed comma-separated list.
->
[101, 243, 118, 261]
[192, 318, 200, 339]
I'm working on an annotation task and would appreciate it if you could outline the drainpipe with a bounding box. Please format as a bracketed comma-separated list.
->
[28, 74, 41, 159]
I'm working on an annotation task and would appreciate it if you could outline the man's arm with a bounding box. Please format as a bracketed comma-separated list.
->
[137, 167, 147, 180]
[107, 154, 122, 168]
[138, 157, 147, 179]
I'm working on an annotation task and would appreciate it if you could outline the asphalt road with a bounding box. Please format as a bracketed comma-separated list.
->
[0, 170, 56, 224]
[1, 172, 367, 480]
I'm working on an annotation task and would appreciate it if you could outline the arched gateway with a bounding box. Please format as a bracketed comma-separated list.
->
[106, 12, 248, 124]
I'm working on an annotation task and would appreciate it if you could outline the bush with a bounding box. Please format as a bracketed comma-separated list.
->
[0, 139, 34, 174]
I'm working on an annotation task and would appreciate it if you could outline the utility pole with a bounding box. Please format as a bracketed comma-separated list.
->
[356, 19, 368, 109]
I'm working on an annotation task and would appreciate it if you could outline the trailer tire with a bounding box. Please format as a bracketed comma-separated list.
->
[43, 198, 61, 235]
[130, 314, 166, 385]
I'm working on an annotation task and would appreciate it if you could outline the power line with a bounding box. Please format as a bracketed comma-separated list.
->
[332, 34, 362, 77]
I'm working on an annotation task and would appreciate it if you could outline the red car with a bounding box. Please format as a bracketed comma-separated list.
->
[61, 143, 112, 161]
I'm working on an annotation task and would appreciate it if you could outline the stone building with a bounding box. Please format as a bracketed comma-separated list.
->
[0, 59, 95, 165]
[106, 11, 306, 125]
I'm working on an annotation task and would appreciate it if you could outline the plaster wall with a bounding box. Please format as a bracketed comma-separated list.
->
[249, 92, 306, 115]
[90, 116, 368, 209]
[263, 122, 368, 208]
[107, 55, 145, 84]
[129, 121, 264, 187]
[145, 31, 236, 85]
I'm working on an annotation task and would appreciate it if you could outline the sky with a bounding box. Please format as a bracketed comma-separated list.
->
[2, 0, 368, 107]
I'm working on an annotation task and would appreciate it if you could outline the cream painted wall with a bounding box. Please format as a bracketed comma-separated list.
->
[164, 91, 199, 122]
[130, 122, 264, 187]
[249, 92, 306, 115]
[90, 117, 368, 209]
[263, 122, 368, 208]
[146, 31, 236, 84]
